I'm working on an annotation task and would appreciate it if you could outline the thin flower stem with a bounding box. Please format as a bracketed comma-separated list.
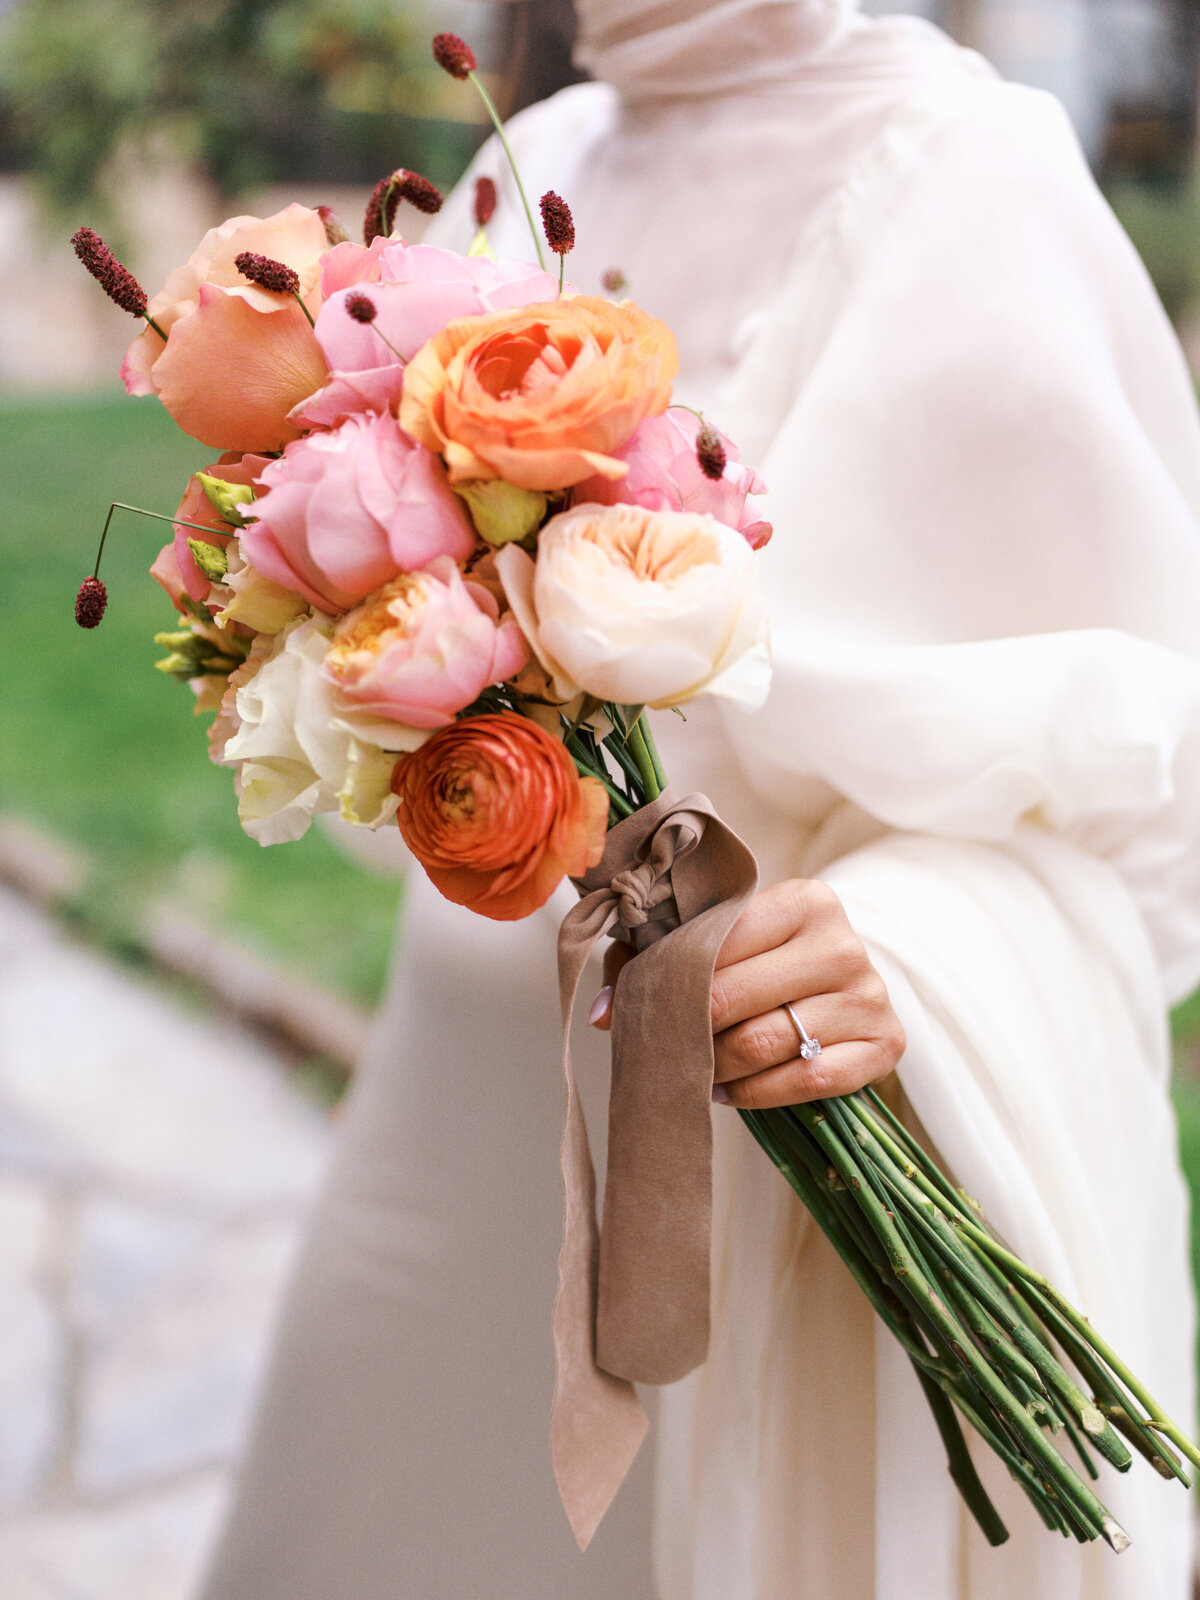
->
[292, 290, 316, 328]
[143, 312, 167, 340]
[467, 72, 547, 270]
[90, 503, 239, 580]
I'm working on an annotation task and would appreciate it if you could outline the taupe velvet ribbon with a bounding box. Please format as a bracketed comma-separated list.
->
[552, 789, 758, 1549]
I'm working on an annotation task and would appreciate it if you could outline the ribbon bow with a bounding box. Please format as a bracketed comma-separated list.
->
[552, 790, 758, 1548]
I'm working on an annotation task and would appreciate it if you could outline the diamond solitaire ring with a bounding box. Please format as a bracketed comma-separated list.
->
[784, 1002, 822, 1062]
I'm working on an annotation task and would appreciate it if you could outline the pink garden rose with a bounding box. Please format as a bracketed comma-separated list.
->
[322, 556, 529, 728]
[122, 205, 330, 452]
[574, 408, 772, 549]
[240, 411, 476, 614]
[293, 243, 558, 430]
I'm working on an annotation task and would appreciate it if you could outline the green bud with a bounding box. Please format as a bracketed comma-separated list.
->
[154, 652, 195, 679]
[195, 472, 255, 527]
[187, 537, 229, 580]
[454, 478, 547, 547]
[154, 629, 196, 652]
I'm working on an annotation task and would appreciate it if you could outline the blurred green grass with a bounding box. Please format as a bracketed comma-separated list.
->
[0, 390, 401, 1007]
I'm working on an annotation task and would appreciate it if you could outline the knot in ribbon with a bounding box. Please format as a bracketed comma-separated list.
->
[610, 861, 677, 934]
[551, 789, 758, 1550]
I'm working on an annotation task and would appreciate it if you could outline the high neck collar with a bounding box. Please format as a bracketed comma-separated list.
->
[573, 0, 860, 102]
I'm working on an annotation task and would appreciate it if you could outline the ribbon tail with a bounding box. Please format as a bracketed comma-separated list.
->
[552, 891, 648, 1548]
[550, 1047, 649, 1549]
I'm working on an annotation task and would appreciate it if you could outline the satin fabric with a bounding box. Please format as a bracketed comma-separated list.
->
[199, 3, 1200, 1597]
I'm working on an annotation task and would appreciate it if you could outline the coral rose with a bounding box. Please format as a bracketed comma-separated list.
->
[393, 712, 609, 920]
[241, 411, 476, 614]
[121, 205, 330, 452]
[169, 452, 273, 603]
[496, 502, 771, 709]
[322, 557, 529, 729]
[399, 295, 678, 490]
[574, 409, 773, 550]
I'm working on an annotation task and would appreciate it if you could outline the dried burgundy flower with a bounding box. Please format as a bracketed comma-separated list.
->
[317, 205, 351, 247]
[432, 31, 476, 79]
[363, 169, 444, 244]
[601, 268, 627, 296]
[474, 176, 497, 229]
[70, 227, 148, 318]
[539, 191, 575, 256]
[696, 421, 727, 481]
[345, 292, 378, 325]
[74, 576, 108, 629]
[234, 252, 301, 295]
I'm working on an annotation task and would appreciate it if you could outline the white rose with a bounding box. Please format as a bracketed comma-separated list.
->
[496, 503, 771, 710]
[223, 613, 427, 845]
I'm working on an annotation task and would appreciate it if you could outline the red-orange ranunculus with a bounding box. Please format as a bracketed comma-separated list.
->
[398, 295, 678, 490]
[392, 712, 609, 920]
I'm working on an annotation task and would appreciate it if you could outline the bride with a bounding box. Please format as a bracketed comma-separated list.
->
[198, 2, 1200, 1597]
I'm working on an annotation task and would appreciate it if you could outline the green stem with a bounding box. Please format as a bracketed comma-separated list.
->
[624, 714, 661, 802]
[143, 312, 168, 340]
[566, 735, 634, 820]
[913, 1366, 1010, 1547]
[638, 712, 669, 791]
[468, 72, 547, 270]
[796, 1102, 1124, 1546]
[292, 289, 316, 328]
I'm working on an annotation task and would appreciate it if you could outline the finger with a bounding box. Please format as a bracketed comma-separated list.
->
[714, 992, 869, 1083]
[715, 879, 842, 971]
[711, 929, 871, 1032]
[603, 940, 634, 990]
[714, 1039, 899, 1111]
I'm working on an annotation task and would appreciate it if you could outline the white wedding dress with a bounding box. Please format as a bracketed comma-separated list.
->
[198, 3, 1200, 1597]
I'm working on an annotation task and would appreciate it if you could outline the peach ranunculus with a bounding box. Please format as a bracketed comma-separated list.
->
[322, 557, 529, 729]
[496, 502, 772, 710]
[121, 205, 330, 452]
[398, 295, 678, 491]
[392, 712, 609, 920]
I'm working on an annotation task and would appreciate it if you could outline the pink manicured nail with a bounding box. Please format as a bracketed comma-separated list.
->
[587, 986, 614, 1027]
[711, 1083, 730, 1104]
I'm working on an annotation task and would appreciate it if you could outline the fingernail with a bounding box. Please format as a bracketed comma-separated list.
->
[711, 1083, 730, 1104]
[587, 986, 614, 1027]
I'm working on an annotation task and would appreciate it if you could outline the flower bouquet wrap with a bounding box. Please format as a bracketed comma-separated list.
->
[71, 28, 1200, 1558]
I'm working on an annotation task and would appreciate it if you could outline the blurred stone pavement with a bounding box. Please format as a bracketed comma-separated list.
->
[0, 885, 330, 1599]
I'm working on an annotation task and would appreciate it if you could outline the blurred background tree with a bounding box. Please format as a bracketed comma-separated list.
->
[0, 0, 491, 232]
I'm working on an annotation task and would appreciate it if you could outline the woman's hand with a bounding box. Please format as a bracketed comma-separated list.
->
[589, 878, 905, 1109]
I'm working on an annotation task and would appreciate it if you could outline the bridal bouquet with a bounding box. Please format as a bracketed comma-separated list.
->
[72, 27, 1198, 1556]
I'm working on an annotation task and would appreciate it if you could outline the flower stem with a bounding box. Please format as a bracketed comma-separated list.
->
[625, 714, 660, 802]
[467, 71, 547, 270]
[143, 311, 167, 340]
[291, 290, 315, 329]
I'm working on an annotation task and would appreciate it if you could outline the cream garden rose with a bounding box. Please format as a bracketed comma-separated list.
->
[221, 613, 427, 845]
[495, 503, 771, 709]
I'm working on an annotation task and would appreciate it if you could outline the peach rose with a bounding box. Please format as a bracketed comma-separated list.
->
[392, 712, 609, 920]
[399, 295, 678, 491]
[121, 205, 330, 452]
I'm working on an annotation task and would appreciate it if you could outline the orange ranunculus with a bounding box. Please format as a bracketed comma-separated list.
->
[392, 712, 609, 920]
[398, 295, 678, 491]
